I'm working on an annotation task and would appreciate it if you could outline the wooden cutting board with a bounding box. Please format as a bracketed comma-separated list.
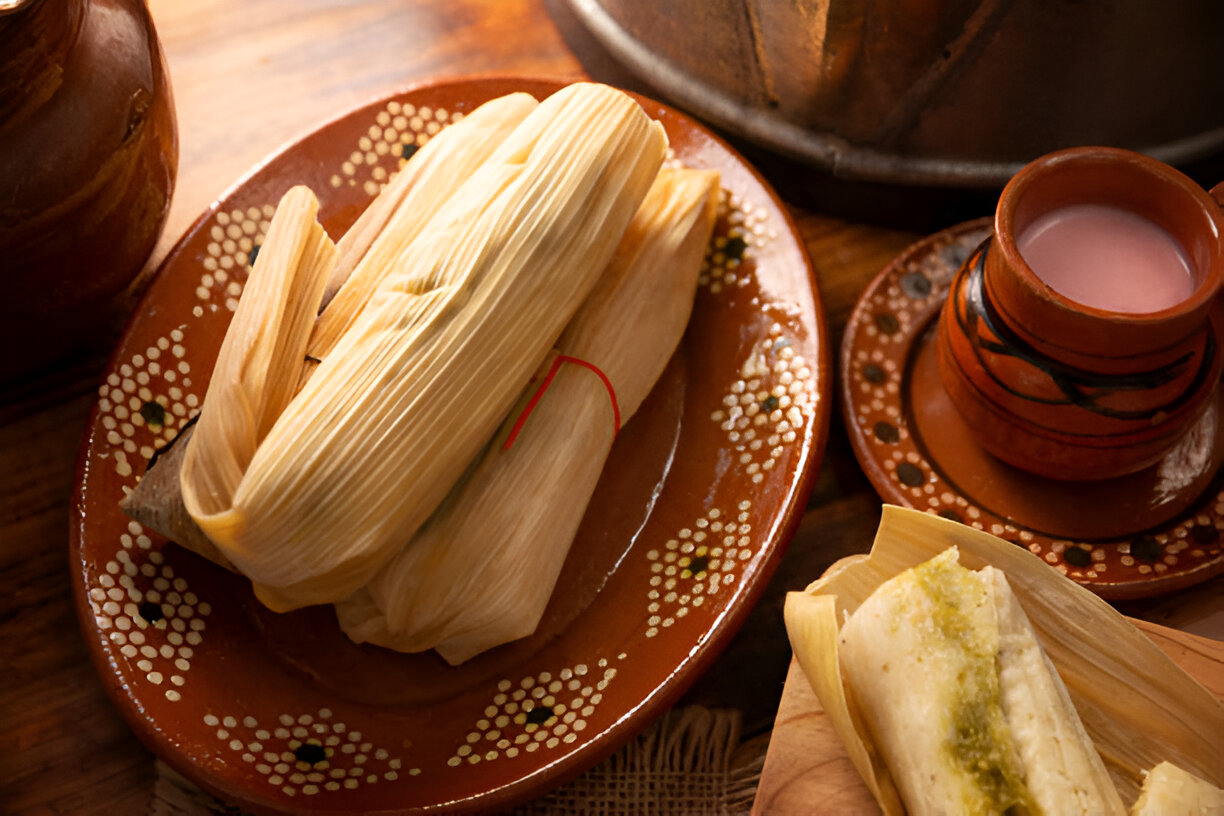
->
[753, 620, 1224, 814]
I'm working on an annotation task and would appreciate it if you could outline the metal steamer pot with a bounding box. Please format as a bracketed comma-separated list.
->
[558, 0, 1224, 188]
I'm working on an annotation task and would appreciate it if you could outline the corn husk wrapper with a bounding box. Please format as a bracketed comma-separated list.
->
[336, 167, 720, 663]
[784, 505, 1224, 810]
[180, 82, 668, 611]
[309, 92, 539, 357]
[119, 423, 225, 568]
[121, 92, 538, 560]
[174, 185, 336, 553]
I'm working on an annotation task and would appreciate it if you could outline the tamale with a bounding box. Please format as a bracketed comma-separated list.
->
[180, 82, 668, 612]
[176, 185, 335, 553]
[785, 506, 1224, 809]
[1130, 762, 1224, 815]
[336, 167, 720, 663]
[827, 548, 1123, 815]
[310, 92, 538, 354]
[122, 92, 537, 551]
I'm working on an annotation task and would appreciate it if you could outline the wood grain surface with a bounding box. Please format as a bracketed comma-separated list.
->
[753, 620, 1224, 815]
[1, 1, 1220, 813]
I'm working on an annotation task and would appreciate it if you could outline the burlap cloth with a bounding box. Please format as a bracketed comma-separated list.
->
[150, 705, 766, 815]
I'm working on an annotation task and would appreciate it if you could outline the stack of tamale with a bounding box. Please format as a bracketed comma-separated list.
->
[336, 167, 720, 664]
[122, 82, 721, 662]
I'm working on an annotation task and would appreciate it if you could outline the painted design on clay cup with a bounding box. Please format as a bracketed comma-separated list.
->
[937, 147, 1224, 482]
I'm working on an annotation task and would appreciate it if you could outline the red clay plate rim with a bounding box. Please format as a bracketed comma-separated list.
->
[70, 74, 830, 814]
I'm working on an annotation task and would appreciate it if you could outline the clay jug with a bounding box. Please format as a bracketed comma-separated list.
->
[0, 0, 177, 386]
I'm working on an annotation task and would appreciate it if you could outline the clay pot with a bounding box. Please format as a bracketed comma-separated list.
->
[0, 0, 177, 386]
[936, 147, 1224, 481]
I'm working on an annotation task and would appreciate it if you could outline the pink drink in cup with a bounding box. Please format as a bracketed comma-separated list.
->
[1018, 203, 1195, 314]
[936, 146, 1224, 481]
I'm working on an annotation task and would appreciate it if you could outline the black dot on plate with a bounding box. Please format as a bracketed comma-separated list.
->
[1190, 524, 1218, 545]
[139, 401, 166, 427]
[401, 142, 419, 160]
[937, 509, 962, 523]
[760, 395, 779, 412]
[1063, 546, 1092, 567]
[723, 235, 748, 262]
[1131, 536, 1162, 562]
[895, 462, 924, 487]
[248, 244, 261, 267]
[874, 312, 900, 335]
[900, 271, 932, 299]
[294, 742, 327, 764]
[688, 554, 710, 574]
[862, 363, 887, 385]
[942, 242, 973, 269]
[526, 706, 554, 725]
[873, 421, 899, 444]
[138, 601, 164, 623]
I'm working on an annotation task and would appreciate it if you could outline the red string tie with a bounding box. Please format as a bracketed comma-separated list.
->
[503, 354, 620, 451]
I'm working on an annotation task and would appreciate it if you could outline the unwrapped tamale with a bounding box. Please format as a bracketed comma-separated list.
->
[822, 547, 1124, 815]
[336, 166, 720, 662]
[784, 506, 1224, 811]
[1130, 762, 1224, 815]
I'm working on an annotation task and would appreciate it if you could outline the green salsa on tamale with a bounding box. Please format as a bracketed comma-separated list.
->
[908, 553, 1038, 814]
[788, 543, 1124, 816]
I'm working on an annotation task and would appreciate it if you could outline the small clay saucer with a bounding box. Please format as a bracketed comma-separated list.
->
[841, 219, 1224, 600]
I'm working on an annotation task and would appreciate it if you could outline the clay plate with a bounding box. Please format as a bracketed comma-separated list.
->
[69, 76, 829, 814]
[841, 220, 1224, 600]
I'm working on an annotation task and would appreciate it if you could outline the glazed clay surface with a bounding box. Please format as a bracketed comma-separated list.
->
[0, 0, 177, 384]
[937, 148, 1224, 481]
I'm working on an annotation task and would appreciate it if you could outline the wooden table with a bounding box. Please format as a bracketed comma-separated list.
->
[1, 1, 1219, 813]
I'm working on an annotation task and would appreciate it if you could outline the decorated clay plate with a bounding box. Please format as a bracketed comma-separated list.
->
[70, 76, 828, 813]
[841, 220, 1224, 600]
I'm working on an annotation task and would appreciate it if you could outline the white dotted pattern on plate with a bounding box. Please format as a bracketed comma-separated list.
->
[710, 323, 817, 484]
[97, 328, 200, 482]
[196, 205, 276, 317]
[700, 189, 772, 293]
[449, 656, 623, 767]
[88, 521, 211, 702]
[328, 100, 463, 197]
[203, 709, 419, 797]
[644, 501, 755, 638]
